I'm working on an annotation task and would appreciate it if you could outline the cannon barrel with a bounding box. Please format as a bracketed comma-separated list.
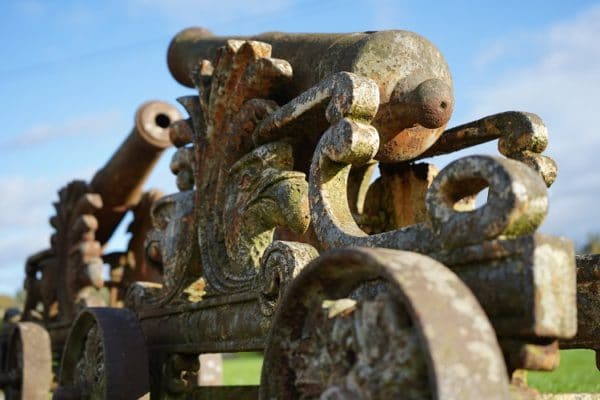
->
[90, 101, 181, 244]
[168, 28, 454, 162]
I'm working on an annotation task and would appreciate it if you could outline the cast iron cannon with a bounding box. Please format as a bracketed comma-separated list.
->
[4, 26, 598, 400]
[0, 100, 180, 399]
[55, 27, 574, 400]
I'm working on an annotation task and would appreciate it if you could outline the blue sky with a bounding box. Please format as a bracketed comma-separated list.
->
[1, 0, 599, 294]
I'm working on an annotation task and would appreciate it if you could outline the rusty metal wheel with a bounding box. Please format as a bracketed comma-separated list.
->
[260, 247, 511, 400]
[0, 322, 52, 400]
[53, 307, 149, 400]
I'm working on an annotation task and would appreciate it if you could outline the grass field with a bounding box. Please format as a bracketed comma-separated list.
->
[529, 349, 600, 393]
[222, 350, 600, 393]
[0, 349, 596, 398]
[222, 353, 263, 386]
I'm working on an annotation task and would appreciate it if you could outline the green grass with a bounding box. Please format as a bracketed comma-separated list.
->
[221, 350, 600, 393]
[222, 353, 263, 386]
[529, 349, 600, 393]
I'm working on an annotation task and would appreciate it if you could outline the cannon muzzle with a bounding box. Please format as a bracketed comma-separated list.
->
[90, 101, 181, 244]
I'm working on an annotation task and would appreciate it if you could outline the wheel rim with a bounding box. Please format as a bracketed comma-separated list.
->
[261, 247, 511, 400]
[56, 307, 149, 400]
[3, 322, 52, 400]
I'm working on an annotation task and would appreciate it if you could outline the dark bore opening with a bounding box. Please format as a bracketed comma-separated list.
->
[155, 113, 171, 128]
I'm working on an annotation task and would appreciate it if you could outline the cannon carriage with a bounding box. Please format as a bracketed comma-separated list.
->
[1, 26, 599, 399]
[0, 100, 181, 399]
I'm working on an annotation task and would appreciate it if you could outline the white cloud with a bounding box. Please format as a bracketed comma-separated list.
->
[467, 3, 600, 245]
[473, 41, 511, 71]
[0, 106, 176, 294]
[0, 175, 58, 295]
[0, 227, 48, 294]
[0, 176, 56, 227]
[0, 169, 172, 295]
[0, 110, 123, 295]
[0, 231, 49, 266]
[2, 110, 123, 150]
[129, 0, 291, 27]
[0, 135, 174, 295]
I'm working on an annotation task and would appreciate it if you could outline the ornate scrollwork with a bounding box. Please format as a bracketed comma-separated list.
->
[425, 155, 548, 247]
[303, 78, 550, 254]
[417, 111, 557, 187]
[223, 142, 310, 279]
[239, 55, 575, 349]
[36, 181, 105, 322]
[258, 241, 319, 316]
[143, 40, 314, 296]
[128, 190, 198, 309]
[104, 190, 164, 307]
[191, 41, 310, 293]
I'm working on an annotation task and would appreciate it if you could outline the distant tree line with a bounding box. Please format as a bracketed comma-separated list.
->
[581, 233, 600, 254]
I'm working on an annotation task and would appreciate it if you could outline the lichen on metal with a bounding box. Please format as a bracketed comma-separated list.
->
[0, 25, 593, 400]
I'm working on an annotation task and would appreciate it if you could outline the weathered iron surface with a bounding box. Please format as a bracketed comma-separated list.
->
[91, 101, 181, 244]
[129, 29, 577, 398]
[442, 234, 575, 338]
[560, 254, 600, 368]
[283, 67, 576, 340]
[6, 25, 588, 399]
[0, 321, 52, 400]
[189, 385, 259, 400]
[54, 308, 149, 399]
[22, 100, 180, 326]
[188, 40, 309, 293]
[362, 162, 440, 231]
[258, 241, 319, 316]
[104, 189, 165, 307]
[261, 248, 511, 399]
[136, 291, 270, 353]
[500, 339, 560, 372]
[168, 28, 454, 164]
[130, 41, 313, 310]
[5, 100, 186, 398]
[418, 111, 557, 186]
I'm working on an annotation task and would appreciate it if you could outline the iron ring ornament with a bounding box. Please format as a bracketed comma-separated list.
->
[306, 73, 550, 252]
